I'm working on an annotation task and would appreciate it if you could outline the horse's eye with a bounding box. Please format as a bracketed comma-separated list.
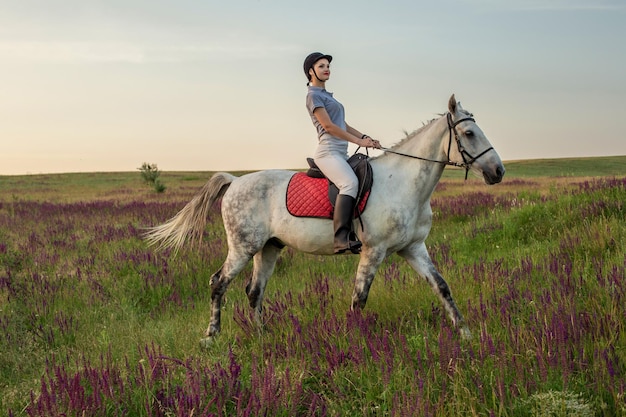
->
[465, 130, 474, 137]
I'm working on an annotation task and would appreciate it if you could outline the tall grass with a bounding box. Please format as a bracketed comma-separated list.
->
[0, 161, 624, 416]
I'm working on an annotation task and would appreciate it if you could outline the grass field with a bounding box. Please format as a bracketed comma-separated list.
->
[0, 156, 625, 416]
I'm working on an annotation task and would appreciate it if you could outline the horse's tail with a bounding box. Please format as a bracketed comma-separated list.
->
[144, 172, 235, 253]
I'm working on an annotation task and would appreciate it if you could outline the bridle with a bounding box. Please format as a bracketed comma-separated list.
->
[380, 112, 494, 180]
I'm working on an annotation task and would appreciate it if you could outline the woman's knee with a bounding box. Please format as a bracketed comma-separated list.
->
[315, 156, 358, 198]
[337, 178, 358, 198]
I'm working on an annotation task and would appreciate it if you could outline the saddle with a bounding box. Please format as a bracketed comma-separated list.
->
[286, 153, 373, 219]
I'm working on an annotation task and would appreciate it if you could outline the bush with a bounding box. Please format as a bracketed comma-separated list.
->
[138, 162, 166, 193]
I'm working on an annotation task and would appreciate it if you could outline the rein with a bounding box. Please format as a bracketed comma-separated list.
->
[380, 112, 493, 180]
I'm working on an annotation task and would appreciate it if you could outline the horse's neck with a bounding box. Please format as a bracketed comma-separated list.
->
[397, 116, 447, 161]
[394, 117, 448, 176]
[375, 118, 448, 203]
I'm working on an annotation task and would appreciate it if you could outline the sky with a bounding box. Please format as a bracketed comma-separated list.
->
[1, 0, 625, 175]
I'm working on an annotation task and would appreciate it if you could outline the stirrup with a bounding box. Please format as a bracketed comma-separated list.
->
[349, 241, 362, 254]
[334, 233, 362, 254]
[348, 232, 362, 254]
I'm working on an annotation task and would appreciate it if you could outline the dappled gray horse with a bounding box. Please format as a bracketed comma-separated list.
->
[145, 95, 505, 344]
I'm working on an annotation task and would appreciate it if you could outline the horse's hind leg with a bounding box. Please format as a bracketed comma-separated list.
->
[246, 242, 282, 331]
[398, 242, 471, 339]
[205, 250, 252, 339]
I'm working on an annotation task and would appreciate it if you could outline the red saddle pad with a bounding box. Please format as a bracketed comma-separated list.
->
[286, 172, 369, 219]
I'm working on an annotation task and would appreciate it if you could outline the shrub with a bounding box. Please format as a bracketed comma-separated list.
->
[138, 162, 166, 193]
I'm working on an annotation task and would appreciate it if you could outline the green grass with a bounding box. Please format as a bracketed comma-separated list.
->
[442, 155, 626, 179]
[0, 157, 625, 416]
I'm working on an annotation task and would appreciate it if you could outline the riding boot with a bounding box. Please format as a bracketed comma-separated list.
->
[333, 194, 362, 254]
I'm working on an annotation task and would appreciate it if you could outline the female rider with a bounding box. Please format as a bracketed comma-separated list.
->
[304, 52, 381, 254]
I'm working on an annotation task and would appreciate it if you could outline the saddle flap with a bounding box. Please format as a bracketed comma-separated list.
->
[305, 153, 373, 208]
[286, 173, 371, 219]
[288, 153, 373, 218]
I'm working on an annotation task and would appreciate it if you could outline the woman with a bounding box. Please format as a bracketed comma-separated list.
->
[304, 52, 382, 254]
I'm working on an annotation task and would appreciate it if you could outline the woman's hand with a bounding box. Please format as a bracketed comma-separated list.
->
[362, 136, 382, 149]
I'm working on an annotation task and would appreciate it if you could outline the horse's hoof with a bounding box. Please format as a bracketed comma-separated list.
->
[199, 337, 215, 349]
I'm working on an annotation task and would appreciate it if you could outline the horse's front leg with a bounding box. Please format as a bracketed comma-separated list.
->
[398, 242, 471, 339]
[351, 247, 386, 310]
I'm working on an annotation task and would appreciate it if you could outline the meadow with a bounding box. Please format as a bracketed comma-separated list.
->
[0, 156, 624, 416]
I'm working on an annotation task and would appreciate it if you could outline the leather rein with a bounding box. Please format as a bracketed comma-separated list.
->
[380, 112, 494, 180]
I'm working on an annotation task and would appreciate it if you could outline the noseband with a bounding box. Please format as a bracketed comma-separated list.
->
[381, 112, 494, 180]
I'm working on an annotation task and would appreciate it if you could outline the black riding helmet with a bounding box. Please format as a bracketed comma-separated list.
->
[303, 52, 332, 83]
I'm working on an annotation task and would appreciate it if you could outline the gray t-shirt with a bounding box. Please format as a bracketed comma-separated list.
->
[306, 86, 348, 158]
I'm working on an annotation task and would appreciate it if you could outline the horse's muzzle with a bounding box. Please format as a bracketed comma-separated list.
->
[483, 164, 505, 185]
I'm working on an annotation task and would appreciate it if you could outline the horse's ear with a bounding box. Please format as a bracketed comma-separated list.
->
[448, 94, 457, 114]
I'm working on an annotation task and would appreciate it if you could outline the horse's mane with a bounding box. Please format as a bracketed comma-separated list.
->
[396, 115, 441, 146]
[370, 114, 442, 160]
[367, 106, 474, 162]
[384, 107, 473, 151]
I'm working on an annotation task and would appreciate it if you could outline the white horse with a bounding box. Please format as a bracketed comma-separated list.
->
[145, 95, 505, 344]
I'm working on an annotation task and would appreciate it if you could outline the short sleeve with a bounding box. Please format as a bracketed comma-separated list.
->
[306, 90, 325, 115]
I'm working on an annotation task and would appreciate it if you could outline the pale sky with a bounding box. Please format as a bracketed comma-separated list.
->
[1, 0, 625, 175]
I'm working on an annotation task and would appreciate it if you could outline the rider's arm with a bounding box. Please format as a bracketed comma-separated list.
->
[313, 108, 380, 148]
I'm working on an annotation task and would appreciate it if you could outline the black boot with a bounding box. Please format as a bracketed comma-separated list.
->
[333, 195, 362, 254]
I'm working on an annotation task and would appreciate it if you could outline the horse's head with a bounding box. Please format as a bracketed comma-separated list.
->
[446, 95, 505, 184]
